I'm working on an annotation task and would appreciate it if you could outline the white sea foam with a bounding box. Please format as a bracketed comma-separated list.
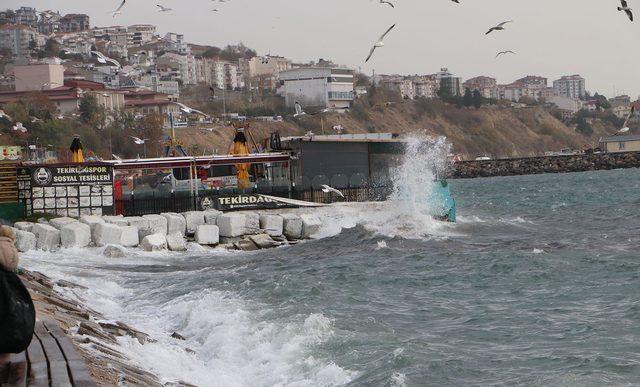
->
[376, 240, 388, 250]
[532, 248, 546, 254]
[391, 372, 407, 387]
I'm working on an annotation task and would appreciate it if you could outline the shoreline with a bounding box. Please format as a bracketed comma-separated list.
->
[19, 269, 172, 386]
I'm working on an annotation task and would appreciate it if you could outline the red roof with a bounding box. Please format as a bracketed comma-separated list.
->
[64, 79, 106, 90]
[125, 99, 171, 107]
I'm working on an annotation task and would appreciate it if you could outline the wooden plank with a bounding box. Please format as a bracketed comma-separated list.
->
[26, 335, 49, 387]
[34, 322, 73, 387]
[6, 351, 27, 387]
[43, 321, 96, 387]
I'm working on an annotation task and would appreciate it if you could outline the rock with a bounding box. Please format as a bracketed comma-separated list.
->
[120, 225, 139, 247]
[300, 214, 323, 238]
[248, 234, 280, 249]
[32, 223, 61, 251]
[103, 245, 126, 258]
[203, 210, 222, 225]
[37, 218, 49, 224]
[234, 239, 259, 251]
[13, 221, 34, 232]
[125, 217, 149, 231]
[244, 212, 260, 234]
[49, 217, 78, 230]
[219, 236, 243, 245]
[140, 233, 167, 251]
[60, 222, 91, 248]
[56, 279, 87, 289]
[162, 213, 186, 236]
[217, 213, 246, 237]
[259, 214, 283, 237]
[102, 215, 128, 227]
[14, 230, 36, 252]
[182, 211, 205, 235]
[171, 332, 185, 340]
[142, 215, 168, 235]
[281, 214, 303, 239]
[166, 234, 187, 251]
[79, 215, 105, 232]
[93, 223, 123, 247]
[194, 225, 219, 245]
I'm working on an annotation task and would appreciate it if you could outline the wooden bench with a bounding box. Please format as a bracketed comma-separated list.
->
[0, 320, 96, 387]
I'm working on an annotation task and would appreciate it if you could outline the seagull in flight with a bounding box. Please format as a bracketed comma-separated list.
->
[91, 51, 121, 68]
[618, 106, 635, 133]
[618, 0, 634, 21]
[131, 136, 149, 145]
[451, 0, 460, 3]
[486, 20, 513, 35]
[365, 24, 396, 62]
[156, 4, 173, 12]
[321, 184, 345, 198]
[109, 0, 126, 17]
[12, 122, 27, 133]
[379, 0, 395, 8]
[0, 110, 12, 122]
[496, 50, 516, 57]
[294, 102, 306, 117]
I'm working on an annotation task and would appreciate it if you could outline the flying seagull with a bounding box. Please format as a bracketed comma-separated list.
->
[379, 0, 395, 8]
[618, 0, 634, 21]
[0, 110, 12, 122]
[12, 122, 27, 133]
[294, 102, 306, 117]
[486, 20, 513, 35]
[619, 106, 635, 133]
[321, 184, 345, 198]
[91, 51, 121, 68]
[365, 24, 396, 62]
[451, 0, 460, 3]
[156, 5, 173, 12]
[130, 136, 149, 145]
[496, 50, 516, 57]
[110, 0, 126, 17]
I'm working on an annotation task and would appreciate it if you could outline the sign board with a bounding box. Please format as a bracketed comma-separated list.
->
[18, 164, 114, 217]
[207, 194, 293, 211]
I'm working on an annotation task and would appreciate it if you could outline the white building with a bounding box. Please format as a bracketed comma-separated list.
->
[158, 52, 196, 85]
[128, 25, 156, 46]
[0, 24, 45, 57]
[162, 32, 189, 55]
[279, 67, 354, 109]
[553, 75, 586, 99]
[548, 95, 583, 114]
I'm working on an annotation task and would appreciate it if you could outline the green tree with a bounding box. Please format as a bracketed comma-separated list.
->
[575, 116, 593, 135]
[79, 95, 103, 126]
[472, 90, 483, 109]
[463, 88, 473, 107]
[43, 38, 60, 57]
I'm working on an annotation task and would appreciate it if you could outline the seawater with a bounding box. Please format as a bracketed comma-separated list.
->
[19, 167, 640, 386]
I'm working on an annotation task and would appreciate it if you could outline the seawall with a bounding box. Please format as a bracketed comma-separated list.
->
[452, 152, 640, 179]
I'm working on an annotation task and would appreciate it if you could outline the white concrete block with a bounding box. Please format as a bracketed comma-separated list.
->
[301, 214, 323, 238]
[182, 211, 205, 235]
[120, 225, 139, 247]
[79, 215, 105, 232]
[259, 214, 283, 237]
[141, 233, 167, 251]
[281, 214, 303, 239]
[195, 225, 219, 245]
[166, 234, 187, 251]
[162, 213, 186, 236]
[93, 223, 123, 247]
[103, 216, 128, 227]
[103, 245, 126, 258]
[125, 217, 149, 231]
[248, 234, 279, 249]
[142, 215, 168, 235]
[14, 230, 36, 252]
[216, 213, 246, 237]
[49, 217, 78, 230]
[32, 223, 61, 251]
[13, 222, 34, 232]
[203, 210, 222, 225]
[60, 222, 91, 248]
[244, 212, 260, 234]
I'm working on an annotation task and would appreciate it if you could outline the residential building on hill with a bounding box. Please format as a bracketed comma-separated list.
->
[59, 14, 90, 33]
[280, 67, 354, 109]
[13, 63, 65, 91]
[0, 24, 44, 57]
[14, 7, 38, 28]
[553, 75, 586, 99]
[436, 68, 462, 97]
[514, 75, 547, 90]
[128, 25, 156, 46]
[463, 76, 497, 99]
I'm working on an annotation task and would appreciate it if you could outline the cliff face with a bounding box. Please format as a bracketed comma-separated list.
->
[177, 101, 615, 160]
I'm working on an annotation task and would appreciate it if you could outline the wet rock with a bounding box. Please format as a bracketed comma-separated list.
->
[56, 279, 88, 289]
[14, 229, 36, 252]
[103, 245, 126, 258]
[49, 216, 78, 230]
[234, 238, 259, 251]
[182, 211, 205, 235]
[102, 215, 128, 227]
[171, 332, 185, 340]
[244, 212, 260, 234]
[166, 234, 187, 251]
[141, 233, 167, 251]
[142, 214, 168, 235]
[120, 225, 140, 247]
[32, 223, 61, 251]
[281, 214, 303, 239]
[125, 216, 149, 231]
[162, 213, 186, 236]
[93, 223, 123, 247]
[203, 210, 222, 225]
[79, 215, 105, 232]
[217, 213, 246, 237]
[259, 214, 283, 237]
[13, 221, 34, 232]
[300, 214, 323, 238]
[248, 234, 280, 249]
[60, 222, 91, 248]
[195, 225, 219, 245]
[78, 321, 118, 344]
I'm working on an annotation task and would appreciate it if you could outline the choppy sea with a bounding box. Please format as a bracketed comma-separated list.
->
[21, 168, 640, 386]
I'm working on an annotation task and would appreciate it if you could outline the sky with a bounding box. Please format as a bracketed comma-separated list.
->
[5, 0, 640, 98]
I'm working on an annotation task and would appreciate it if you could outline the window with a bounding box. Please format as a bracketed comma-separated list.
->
[619, 142, 626, 150]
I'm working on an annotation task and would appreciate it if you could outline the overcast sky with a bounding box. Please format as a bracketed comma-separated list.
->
[6, 0, 640, 97]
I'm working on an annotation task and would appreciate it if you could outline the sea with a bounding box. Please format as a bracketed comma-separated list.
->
[19, 148, 640, 386]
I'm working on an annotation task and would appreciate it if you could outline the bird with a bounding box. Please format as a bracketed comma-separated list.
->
[294, 102, 307, 117]
[0, 110, 12, 122]
[496, 50, 516, 57]
[130, 136, 149, 145]
[451, 0, 460, 2]
[156, 5, 172, 12]
[12, 122, 27, 133]
[112, 154, 122, 161]
[618, 0, 634, 21]
[110, 0, 126, 17]
[618, 106, 635, 133]
[379, 0, 395, 8]
[486, 20, 513, 35]
[365, 24, 396, 62]
[91, 51, 121, 68]
[211, 8, 219, 12]
[321, 184, 345, 198]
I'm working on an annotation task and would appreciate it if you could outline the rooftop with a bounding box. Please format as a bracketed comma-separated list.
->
[599, 135, 640, 142]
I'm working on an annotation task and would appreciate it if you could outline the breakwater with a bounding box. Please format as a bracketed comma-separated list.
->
[452, 151, 640, 179]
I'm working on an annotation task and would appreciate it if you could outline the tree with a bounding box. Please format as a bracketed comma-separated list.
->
[28, 37, 38, 56]
[22, 92, 57, 119]
[472, 90, 483, 109]
[463, 88, 473, 107]
[43, 38, 60, 58]
[575, 116, 593, 135]
[79, 95, 102, 125]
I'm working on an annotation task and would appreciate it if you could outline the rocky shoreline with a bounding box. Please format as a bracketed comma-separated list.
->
[453, 151, 640, 179]
[19, 270, 177, 386]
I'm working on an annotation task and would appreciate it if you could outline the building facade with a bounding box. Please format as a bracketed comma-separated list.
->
[463, 76, 497, 99]
[553, 75, 586, 99]
[280, 67, 354, 109]
[13, 63, 65, 91]
[0, 24, 44, 57]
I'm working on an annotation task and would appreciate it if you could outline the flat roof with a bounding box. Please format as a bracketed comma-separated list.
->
[107, 153, 291, 170]
[282, 133, 407, 143]
[599, 135, 640, 142]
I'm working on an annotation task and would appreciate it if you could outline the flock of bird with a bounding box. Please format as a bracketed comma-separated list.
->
[365, 0, 633, 62]
[108, 0, 231, 17]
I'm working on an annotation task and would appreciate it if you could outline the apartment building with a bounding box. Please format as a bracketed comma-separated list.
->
[553, 75, 586, 99]
[0, 24, 44, 57]
[128, 25, 156, 46]
[59, 14, 90, 33]
[280, 67, 354, 109]
[463, 76, 497, 99]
